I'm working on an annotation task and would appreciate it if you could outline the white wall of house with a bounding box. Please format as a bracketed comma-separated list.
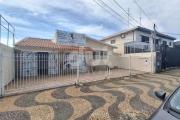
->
[14, 48, 91, 76]
[101, 30, 135, 54]
[14, 46, 91, 71]
[52, 30, 57, 43]
[101, 30, 174, 54]
[135, 31, 174, 48]
[101, 31, 134, 45]
[108, 52, 156, 73]
[14, 37, 116, 74]
[0, 43, 15, 93]
[86, 37, 115, 66]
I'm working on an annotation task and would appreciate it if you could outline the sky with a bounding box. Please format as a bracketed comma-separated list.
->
[0, 0, 180, 46]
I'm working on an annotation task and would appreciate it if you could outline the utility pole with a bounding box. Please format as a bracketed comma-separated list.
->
[140, 9, 141, 27]
[128, 8, 130, 29]
[151, 24, 156, 73]
[153, 24, 156, 51]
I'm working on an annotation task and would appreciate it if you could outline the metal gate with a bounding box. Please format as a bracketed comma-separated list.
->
[0, 53, 153, 97]
[161, 44, 180, 69]
[1, 53, 109, 96]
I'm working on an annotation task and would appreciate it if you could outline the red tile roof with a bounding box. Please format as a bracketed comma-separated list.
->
[15, 37, 93, 51]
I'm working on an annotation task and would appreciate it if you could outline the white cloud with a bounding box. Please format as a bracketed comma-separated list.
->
[57, 18, 115, 37]
[1, 14, 32, 26]
[75, 25, 115, 37]
[0, 26, 54, 45]
[0, 0, 126, 27]
[15, 27, 53, 39]
[28, 12, 39, 16]
[0, 0, 49, 14]
[1, 0, 180, 39]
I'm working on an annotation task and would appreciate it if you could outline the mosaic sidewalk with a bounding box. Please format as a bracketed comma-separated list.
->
[0, 73, 179, 120]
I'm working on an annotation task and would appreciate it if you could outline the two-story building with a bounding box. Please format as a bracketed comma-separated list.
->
[100, 26, 176, 54]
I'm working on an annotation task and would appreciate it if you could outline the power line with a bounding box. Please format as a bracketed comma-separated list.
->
[134, 0, 154, 24]
[107, 0, 128, 17]
[108, 0, 139, 26]
[98, 0, 133, 26]
[93, 0, 130, 26]
[95, 0, 178, 39]
[113, 0, 143, 27]
[97, 0, 135, 27]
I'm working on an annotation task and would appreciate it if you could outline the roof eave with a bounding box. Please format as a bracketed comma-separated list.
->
[15, 45, 93, 51]
[137, 27, 176, 40]
[14, 37, 30, 46]
[87, 36, 117, 48]
[100, 26, 138, 41]
[100, 26, 176, 41]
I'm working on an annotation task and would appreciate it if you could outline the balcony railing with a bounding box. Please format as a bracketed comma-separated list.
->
[124, 44, 161, 54]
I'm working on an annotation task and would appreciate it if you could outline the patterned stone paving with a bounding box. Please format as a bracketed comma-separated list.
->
[0, 73, 180, 120]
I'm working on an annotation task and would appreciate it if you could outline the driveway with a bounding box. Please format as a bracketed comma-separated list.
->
[0, 73, 179, 120]
[160, 68, 180, 77]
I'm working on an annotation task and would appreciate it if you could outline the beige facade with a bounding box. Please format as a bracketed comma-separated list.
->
[101, 31, 135, 45]
[101, 30, 134, 54]
[86, 37, 116, 66]
[101, 27, 175, 54]
[108, 52, 156, 73]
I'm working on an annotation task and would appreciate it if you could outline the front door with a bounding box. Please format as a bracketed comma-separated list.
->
[38, 52, 48, 75]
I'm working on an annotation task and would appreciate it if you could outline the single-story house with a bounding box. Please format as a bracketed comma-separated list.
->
[14, 30, 117, 77]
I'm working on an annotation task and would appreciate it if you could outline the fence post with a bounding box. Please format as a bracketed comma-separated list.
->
[76, 54, 80, 84]
[129, 55, 131, 76]
[107, 61, 109, 79]
[151, 54, 154, 73]
[0, 54, 4, 97]
[142, 43, 143, 54]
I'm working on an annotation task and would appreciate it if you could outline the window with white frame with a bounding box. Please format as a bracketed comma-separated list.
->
[111, 39, 116, 44]
[93, 51, 107, 59]
[141, 35, 149, 43]
[103, 51, 107, 59]
[93, 51, 99, 59]
[100, 51, 107, 59]
[163, 41, 167, 45]
[169, 42, 172, 46]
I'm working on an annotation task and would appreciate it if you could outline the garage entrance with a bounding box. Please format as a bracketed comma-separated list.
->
[161, 44, 180, 69]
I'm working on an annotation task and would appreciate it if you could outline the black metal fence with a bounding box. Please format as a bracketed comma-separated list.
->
[161, 45, 180, 69]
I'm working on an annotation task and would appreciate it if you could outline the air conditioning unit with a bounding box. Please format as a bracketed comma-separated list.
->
[121, 34, 125, 38]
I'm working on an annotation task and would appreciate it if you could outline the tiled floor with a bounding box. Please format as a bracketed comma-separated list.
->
[4, 69, 144, 96]
[0, 73, 179, 120]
